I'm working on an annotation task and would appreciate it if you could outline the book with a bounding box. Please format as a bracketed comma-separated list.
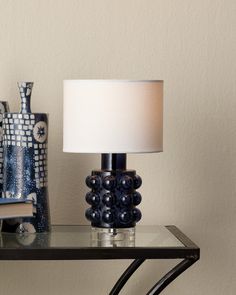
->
[0, 198, 34, 219]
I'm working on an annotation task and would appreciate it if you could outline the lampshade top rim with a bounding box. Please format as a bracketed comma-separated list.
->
[64, 79, 163, 83]
[63, 149, 163, 154]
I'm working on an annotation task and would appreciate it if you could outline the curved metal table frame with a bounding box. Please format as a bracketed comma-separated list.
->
[110, 226, 200, 295]
[0, 225, 200, 295]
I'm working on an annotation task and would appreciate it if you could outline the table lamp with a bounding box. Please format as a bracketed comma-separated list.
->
[63, 80, 163, 236]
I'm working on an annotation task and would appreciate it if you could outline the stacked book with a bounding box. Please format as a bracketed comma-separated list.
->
[0, 198, 34, 220]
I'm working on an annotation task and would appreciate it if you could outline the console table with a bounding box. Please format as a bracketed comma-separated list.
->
[0, 225, 200, 294]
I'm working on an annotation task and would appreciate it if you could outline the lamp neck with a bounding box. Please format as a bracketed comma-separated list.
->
[101, 153, 127, 171]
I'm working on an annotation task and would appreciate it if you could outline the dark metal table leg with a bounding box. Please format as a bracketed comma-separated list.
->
[109, 258, 145, 295]
[147, 258, 198, 295]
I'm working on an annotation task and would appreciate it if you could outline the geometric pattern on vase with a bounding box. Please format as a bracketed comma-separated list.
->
[0, 101, 10, 195]
[1, 82, 50, 233]
[3, 113, 48, 190]
[85, 170, 142, 228]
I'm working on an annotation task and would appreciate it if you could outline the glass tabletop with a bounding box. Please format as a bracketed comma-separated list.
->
[0, 225, 199, 260]
[0, 225, 183, 249]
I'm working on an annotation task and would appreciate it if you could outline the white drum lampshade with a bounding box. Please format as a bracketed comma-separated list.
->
[63, 80, 163, 154]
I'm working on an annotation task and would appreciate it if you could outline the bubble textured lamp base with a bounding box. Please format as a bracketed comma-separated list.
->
[85, 154, 142, 230]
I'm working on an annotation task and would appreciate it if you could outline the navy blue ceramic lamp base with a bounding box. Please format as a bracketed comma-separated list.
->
[85, 154, 142, 237]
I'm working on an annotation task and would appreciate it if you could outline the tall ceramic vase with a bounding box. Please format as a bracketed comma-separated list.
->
[2, 82, 50, 233]
[0, 101, 10, 195]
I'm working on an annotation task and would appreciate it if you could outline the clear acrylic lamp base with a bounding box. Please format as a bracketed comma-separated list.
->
[91, 227, 135, 247]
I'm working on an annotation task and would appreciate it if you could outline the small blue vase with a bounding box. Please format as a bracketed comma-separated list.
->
[0, 101, 10, 195]
[2, 82, 50, 233]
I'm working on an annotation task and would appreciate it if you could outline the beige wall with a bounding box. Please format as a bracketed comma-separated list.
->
[0, 0, 235, 294]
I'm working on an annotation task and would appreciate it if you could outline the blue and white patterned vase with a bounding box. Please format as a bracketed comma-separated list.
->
[0, 101, 10, 196]
[1, 82, 50, 233]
